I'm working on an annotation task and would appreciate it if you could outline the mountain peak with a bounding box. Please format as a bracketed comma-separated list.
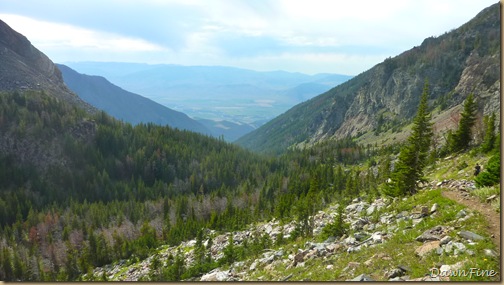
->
[0, 19, 95, 113]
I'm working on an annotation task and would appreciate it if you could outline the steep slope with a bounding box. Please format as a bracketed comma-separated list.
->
[0, 19, 95, 113]
[57, 64, 210, 134]
[236, 3, 500, 154]
[0, 18, 99, 173]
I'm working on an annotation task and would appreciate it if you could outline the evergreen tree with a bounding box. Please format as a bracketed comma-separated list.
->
[1, 248, 13, 281]
[384, 81, 433, 196]
[221, 235, 237, 265]
[320, 203, 348, 240]
[480, 112, 496, 153]
[449, 94, 477, 152]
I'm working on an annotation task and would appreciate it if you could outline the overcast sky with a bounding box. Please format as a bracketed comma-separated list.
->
[0, 0, 498, 75]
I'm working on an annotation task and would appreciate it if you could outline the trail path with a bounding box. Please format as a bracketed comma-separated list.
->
[441, 189, 500, 251]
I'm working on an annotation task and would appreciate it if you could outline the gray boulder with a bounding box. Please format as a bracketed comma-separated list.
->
[458, 231, 484, 241]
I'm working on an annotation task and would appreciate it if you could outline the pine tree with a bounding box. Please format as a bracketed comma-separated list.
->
[321, 203, 348, 240]
[384, 81, 433, 196]
[480, 112, 496, 153]
[1, 247, 13, 281]
[449, 94, 477, 152]
[191, 228, 208, 275]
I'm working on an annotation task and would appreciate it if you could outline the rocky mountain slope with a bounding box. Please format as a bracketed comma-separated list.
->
[0, 19, 95, 113]
[57, 64, 211, 134]
[0, 19, 99, 173]
[236, 3, 500, 154]
[85, 177, 500, 281]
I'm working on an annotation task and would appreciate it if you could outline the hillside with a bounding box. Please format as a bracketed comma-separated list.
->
[0, 20, 95, 114]
[236, 2, 500, 154]
[83, 152, 500, 281]
[65, 62, 352, 124]
[57, 64, 211, 135]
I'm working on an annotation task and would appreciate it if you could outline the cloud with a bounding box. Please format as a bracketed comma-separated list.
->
[0, 0, 498, 74]
[0, 14, 164, 52]
[212, 34, 285, 57]
[0, 0, 204, 50]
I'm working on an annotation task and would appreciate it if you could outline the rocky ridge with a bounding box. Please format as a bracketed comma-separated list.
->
[87, 180, 498, 281]
[0, 19, 95, 113]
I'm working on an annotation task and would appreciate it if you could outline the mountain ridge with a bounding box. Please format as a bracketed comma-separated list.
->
[236, 2, 500, 154]
[0, 19, 96, 113]
[57, 64, 211, 134]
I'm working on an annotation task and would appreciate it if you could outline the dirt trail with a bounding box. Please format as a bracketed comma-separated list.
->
[442, 189, 500, 251]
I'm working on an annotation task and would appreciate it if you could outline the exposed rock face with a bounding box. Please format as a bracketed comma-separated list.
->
[0, 19, 95, 113]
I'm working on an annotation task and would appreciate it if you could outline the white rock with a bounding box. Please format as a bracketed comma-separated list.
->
[347, 246, 361, 253]
[452, 242, 466, 252]
[264, 224, 273, 234]
[444, 243, 453, 253]
[371, 232, 383, 243]
[344, 236, 357, 245]
[249, 260, 258, 271]
[366, 205, 376, 216]
[200, 270, 230, 281]
[430, 203, 438, 213]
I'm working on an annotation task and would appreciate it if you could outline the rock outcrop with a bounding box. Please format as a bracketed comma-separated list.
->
[0, 19, 95, 113]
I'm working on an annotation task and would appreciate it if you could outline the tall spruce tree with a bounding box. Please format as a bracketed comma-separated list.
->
[480, 112, 496, 153]
[449, 93, 477, 152]
[384, 81, 433, 196]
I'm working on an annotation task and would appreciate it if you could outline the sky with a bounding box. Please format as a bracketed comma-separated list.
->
[0, 0, 498, 75]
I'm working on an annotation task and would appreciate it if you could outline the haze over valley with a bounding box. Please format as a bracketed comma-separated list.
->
[64, 61, 352, 127]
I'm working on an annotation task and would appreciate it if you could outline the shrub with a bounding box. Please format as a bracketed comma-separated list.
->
[475, 152, 500, 187]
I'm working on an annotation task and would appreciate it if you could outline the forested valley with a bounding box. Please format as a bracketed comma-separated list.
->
[0, 89, 393, 281]
[0, 83, 499, 281]
[0, 3, 500, 280]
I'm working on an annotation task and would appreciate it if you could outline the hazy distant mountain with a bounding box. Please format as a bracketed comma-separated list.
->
[57, 64, 211, 134]
[64, 62, 352, 124]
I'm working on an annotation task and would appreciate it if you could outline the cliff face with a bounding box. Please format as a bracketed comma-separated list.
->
[0, 19, 95, 113]
[237, 3, 500, 153]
